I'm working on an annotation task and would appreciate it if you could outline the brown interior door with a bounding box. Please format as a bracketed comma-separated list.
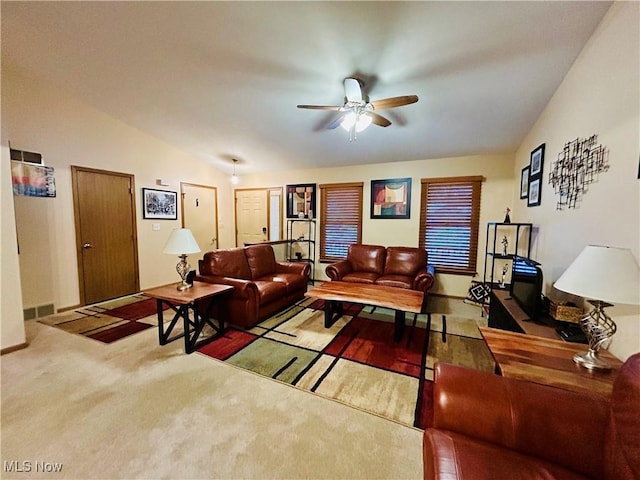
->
[72, 166, 140, 305]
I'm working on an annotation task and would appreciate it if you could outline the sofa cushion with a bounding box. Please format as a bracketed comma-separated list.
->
[205, 248, 251, 279]
[423, 429, 589, 480]
[342, 272, 379, 284]
[260, 272, 307, 295]
[245, 244, 277, 280]
[375, 274, 413, 289]
[385, 246, 426, 276]
[252, 280, 288, 304]
[348, 244, 386, 275]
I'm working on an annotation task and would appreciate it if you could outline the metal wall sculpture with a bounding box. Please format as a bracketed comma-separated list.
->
[548, 135, 609, 210]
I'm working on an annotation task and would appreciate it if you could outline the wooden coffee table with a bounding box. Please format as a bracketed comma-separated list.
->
[480, 327, 622, 398]
[305, 281, 425, 341]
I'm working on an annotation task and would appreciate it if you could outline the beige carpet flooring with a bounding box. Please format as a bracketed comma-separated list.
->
[1, 295, 484, 479]
[1, 317, 422, 479]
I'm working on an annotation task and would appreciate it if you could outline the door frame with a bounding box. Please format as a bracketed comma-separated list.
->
[71, 166, 140, 305]
[180, 182, 220, 250]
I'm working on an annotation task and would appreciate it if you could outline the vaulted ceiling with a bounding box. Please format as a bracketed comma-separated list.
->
[2, 1, 611, 176]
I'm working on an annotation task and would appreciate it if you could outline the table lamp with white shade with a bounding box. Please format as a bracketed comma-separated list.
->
[163, 228, 201, 291]
[553, 245, 640, 371]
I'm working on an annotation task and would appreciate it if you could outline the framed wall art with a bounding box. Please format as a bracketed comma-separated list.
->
[286, 183, 316, 218]
[530, 143, 545, 177]
[527, 178, 541, 207]
[520, 166, 529, 199]
[370, 177, 411, 219]
[527, 143, 545, 207]
[142, 188, 177, 220]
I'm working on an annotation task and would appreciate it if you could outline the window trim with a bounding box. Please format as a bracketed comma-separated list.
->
[419, 176, 483, 275]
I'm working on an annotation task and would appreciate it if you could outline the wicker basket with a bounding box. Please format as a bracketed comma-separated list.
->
[549, 301, 583, 323]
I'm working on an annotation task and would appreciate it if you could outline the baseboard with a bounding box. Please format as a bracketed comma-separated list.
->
[1, 341, 30, 356]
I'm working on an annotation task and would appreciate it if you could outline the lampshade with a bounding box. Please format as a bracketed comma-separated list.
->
[163, 228, 201, 255]
[554, 245, 640, 305]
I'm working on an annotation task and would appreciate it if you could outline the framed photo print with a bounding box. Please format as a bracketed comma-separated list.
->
[530, 143, 545, 177]
[370, 177, 411, 219]
[142, 188, 177, 220]
[527, 178, 541, 207]
[520, 166, 529, 199]
[286, 183, 316, 218]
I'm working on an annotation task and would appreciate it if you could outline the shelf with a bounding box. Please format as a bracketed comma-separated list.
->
[286, 219, 316, 284]
[483, 222, 533, 308]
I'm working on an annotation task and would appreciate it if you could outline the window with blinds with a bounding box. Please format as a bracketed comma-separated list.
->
[419, 176, 482, 275]
[319, 182, 363, 261]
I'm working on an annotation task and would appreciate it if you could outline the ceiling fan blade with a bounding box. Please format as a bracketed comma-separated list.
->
[297, 104, 343, 111]
[344, 78, 363, 103]
[370, 95, 419, 110]
[369, 112, 391, 127]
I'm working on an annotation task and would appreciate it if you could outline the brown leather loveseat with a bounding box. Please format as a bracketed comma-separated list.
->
[325, 244, 435, 294]
[423, 353, 640, 480]
[196, 244, 310, 328]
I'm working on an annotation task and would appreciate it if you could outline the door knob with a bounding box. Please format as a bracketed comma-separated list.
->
[82, 243, 93, 249]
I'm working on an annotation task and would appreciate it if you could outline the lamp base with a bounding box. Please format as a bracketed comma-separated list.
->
[573, 349, 612, 371]
[176, 280, 193, 291]
[573, 300, 616, 371]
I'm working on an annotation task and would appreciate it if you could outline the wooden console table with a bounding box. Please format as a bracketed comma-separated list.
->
[480, 327, 622, 398]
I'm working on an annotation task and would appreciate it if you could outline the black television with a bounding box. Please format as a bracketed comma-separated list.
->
[509, 256, 543, 321]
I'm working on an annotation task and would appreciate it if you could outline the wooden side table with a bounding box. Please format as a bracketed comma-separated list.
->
[144, 281, 233, 354]
[479, 327, 622, 398]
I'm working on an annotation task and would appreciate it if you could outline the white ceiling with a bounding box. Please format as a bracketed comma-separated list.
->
[2, 1, 611, 176]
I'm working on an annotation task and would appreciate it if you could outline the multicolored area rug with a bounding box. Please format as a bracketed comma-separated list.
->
[198, 297, 495, 430]
[38, 294, 165, 343]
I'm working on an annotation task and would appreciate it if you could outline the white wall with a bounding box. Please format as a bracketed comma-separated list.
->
[240, 153, 515, 297]
[1, 67, 236, 319]
[511, 2, 640, 360]
[1, 145, 27, 350]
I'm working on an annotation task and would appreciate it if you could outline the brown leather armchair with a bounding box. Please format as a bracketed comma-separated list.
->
[325, 244, 435, 293]
[196, 244, 310, 328]
[423, 353, 640, 480]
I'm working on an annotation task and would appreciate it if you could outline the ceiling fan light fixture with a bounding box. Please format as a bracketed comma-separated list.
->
[340, 111, 372, 133]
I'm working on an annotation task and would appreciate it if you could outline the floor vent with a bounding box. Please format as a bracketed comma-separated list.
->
[23, 304, 56, 321]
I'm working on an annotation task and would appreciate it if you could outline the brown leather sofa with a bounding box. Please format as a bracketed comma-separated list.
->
[423, 353, 640, 480]
[325, 244, 435, 293]
[196, 244, 310, 328]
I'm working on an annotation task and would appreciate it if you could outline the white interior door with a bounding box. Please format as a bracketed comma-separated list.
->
[235, 189, 268, 246]
[181, 183, 218, 253]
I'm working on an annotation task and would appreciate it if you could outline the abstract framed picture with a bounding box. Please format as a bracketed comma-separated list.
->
[286, 183, 316, 218]
[530, 143, 545, 177]
[370, 177, 411, 219]
[527, 178, 541, 207]
[520, 166, 530, 199]
[142, 188, 177, 220]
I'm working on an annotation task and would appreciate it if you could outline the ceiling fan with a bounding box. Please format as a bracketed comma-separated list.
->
[297, 77, 418, 139]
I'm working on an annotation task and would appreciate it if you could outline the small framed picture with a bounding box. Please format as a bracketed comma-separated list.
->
[286, 183, 316, 219]
[370, 177, 411, 219]
[142, 188, 177, 220]
[527, 178, 541, 207]
[520, 166, 530, 199]
[530, 143, 545, 177]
